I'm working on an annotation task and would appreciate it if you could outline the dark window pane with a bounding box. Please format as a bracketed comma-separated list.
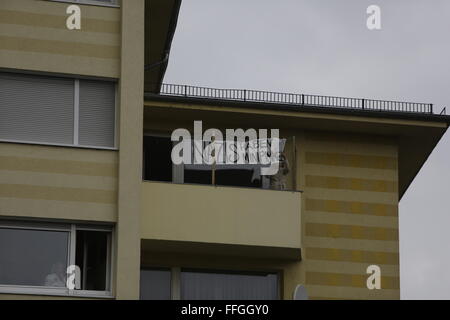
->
[75, 230, 108, 291]
[215, 169, 261, 188]
[143, 136, 172, 182]
[181, 270, 279, 300]
[140, 269, 171, 300]
[184, 168, 212, 184]
[0, 228, 69, 287]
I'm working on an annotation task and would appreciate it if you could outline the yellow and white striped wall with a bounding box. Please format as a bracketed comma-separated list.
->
[300, 132, 400, 300]
[0, 0, 120, 78]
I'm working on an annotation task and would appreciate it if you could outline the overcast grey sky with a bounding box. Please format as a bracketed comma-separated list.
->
[164, 0, 450, 299]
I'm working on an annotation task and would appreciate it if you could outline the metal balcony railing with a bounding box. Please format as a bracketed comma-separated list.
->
[156, 83, 446, 115]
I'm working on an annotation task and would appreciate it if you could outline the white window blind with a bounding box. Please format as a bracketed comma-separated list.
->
[180, 270, 279, 300]
[79, 80, 116, 148]
[0, 73, 74, 144]
[0, 72, 116, 149]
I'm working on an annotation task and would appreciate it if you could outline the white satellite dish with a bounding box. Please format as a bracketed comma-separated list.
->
[293, 284, 309, 300]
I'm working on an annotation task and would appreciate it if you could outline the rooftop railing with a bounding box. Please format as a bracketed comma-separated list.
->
[156, 83, 446, 115]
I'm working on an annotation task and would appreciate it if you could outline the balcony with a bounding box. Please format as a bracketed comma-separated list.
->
[141, 181, 302, 260]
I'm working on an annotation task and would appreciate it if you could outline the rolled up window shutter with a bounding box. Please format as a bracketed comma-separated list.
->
[0, 72, 74, 144]
[79, 80, 115, 148]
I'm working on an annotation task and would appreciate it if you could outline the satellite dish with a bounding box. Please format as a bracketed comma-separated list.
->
[293, 284, 308, 300]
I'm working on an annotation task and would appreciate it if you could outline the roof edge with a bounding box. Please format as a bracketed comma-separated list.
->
[144, 93, 450, 125]
[155, 0, 182, 92]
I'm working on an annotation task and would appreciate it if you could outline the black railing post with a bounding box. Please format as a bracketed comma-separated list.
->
[362, 98, 365, 110]
[301, 94, 305, 106]
[243, 89, 247, 102]
[184, 85, 187, 97]
[430, 103, 434, 114]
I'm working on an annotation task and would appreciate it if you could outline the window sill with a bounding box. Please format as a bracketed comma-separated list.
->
[44, 0, 120, 8]
[0, 286, 114, 299]
[0, 139, 118, 152]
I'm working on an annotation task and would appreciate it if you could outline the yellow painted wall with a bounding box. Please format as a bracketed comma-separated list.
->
[0, 143, 118, 222]
[0, 0, 121, 78]
[300, 131, 400, 300]
[141, 181, 302, 252]
[115, 0, 145, 299]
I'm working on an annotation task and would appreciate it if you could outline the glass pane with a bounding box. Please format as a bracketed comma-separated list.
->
[181, 270, 279, 300]
[143, 136, 173, 182]
[0, 228, 69, 287]
[75, 230, 109, 291]
[140, 269, 171, 300]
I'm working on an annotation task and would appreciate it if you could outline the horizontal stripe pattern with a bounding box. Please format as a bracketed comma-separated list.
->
[0, 170, 116, 190]
[306, 152, 397, 170]
[305, 131, 397, 148]
[306, 188, 397, 205]
[305, 259, 399, 276]
[0, 23, 120, 46]
[305, 247, 399, 265]
[0, 143, 118, 220]
[306, 272, 399, 290]
[0, 9, 120, 33]
[0, 156, 117, 177]
[0, 184, 115, 203]
[306, 175, 398, 193]
[306, 237, 399, 253]
[0, 0, 120, 77]
[306, 223, 398, 241]
[302, 132, 399, 299]
[0, 198, 116, 222]
[307, 285, 400, 300]
[0, 36, 119, 59]
[305, 211, 398, 229]
[306, 198, 398, 216]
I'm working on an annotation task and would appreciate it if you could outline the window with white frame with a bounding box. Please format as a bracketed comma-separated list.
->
[0, 221, 113, 297]
[140, 268, 280, 300]
[0, 72, 116, 149]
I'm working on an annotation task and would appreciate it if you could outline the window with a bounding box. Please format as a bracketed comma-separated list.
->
[0, 221, 113, 297]
[0, 72, 116, 149]
[75, 230, 110, 292]
[143, 134, 296, 190]
[181, 270, 279, 300]
[0, 228, 69, 288]
[140, 269, 172, 300]
[143, 135, 260, 187]
[140, 268, 279, 300]
[143, 135, 173, 182]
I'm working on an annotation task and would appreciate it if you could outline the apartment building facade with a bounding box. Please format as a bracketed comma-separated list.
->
[1, 0, 449, 300]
